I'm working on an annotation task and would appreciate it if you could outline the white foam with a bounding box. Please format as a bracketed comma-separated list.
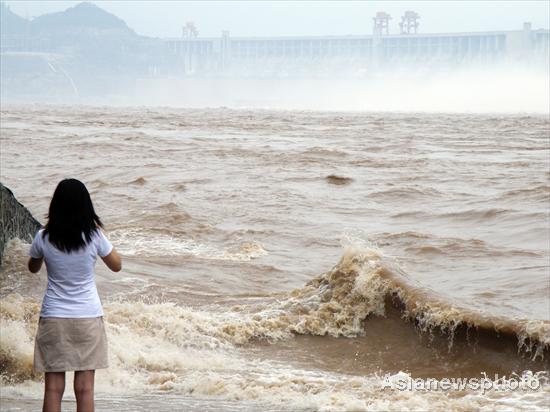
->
[109, 229, 267, 261]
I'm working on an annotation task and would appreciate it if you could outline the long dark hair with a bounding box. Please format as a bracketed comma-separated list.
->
[44, 179, 103, 253]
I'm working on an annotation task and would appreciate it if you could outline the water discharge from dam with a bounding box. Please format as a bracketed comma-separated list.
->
[134, 68, 548, 113]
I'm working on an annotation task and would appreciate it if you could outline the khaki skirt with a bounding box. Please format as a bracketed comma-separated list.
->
[34, 317, 109, 373]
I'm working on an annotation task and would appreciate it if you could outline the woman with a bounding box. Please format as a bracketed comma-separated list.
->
[27, 178, 121, 412]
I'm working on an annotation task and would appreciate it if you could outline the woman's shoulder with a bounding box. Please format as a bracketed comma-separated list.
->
[34, 228, 46, 241]
[91, 228, 113, 257]
[89, 228, 110, 247]
[90, 227, 105, 239]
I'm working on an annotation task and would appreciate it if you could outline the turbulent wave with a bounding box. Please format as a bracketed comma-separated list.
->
[109, 229, 267, 262]
[2, 244, 548, 375]
[112, 244, 549, 353]
[216, 245, 550, 354]
[1, 241, 549, 410]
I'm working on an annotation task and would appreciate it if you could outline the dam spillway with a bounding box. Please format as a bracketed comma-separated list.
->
[164, 23, 549, 76]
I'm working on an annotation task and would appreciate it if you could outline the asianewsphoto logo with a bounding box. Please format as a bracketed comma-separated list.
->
[381, 372, 546, 394]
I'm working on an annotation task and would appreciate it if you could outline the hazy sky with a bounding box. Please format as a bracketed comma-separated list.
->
[5, 1, 549, 38]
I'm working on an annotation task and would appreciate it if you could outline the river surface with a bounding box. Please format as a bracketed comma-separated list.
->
[0, 105, 549, 411]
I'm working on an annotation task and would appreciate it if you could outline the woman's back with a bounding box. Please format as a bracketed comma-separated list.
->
[30, 228, 113, 318]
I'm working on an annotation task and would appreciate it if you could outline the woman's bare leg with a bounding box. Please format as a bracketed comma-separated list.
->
[74, 370, 95, 412]
[43, 372, 65, 412]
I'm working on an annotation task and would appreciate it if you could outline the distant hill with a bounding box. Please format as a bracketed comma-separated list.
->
[0, 2, 29, 36]
[31, 2, 134, 34]
[1, 1, 163, 101]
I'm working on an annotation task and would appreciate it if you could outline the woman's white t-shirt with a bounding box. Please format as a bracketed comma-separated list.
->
[29, 229, 113, 318]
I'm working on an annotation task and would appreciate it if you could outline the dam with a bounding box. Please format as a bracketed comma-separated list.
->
[164, 21, 549, 76]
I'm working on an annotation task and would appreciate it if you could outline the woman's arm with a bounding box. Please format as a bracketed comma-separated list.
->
[101, 248, 122, 272]
[28, 257, 43, 273]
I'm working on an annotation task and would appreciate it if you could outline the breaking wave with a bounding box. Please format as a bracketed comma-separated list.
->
[1, 240, 549, 410]
[2, 244, 549, 375]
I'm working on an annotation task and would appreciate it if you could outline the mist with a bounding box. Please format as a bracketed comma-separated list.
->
[132, 67, 549, 114]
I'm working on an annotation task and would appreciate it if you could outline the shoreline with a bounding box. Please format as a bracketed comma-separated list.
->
[0, 395, 294, 412]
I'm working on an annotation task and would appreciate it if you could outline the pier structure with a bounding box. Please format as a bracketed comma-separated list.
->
[373, 12, 391, 36]
[164, 22, 549, 76]
[182, 21, 199, 38]
[400, 11, 420, 35]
